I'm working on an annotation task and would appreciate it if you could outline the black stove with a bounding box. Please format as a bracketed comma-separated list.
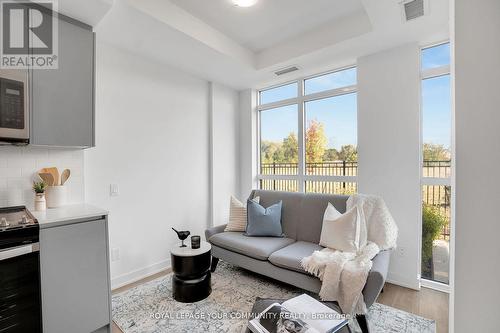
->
[0, 206, 42, 333]
[0, 206, 39, 250]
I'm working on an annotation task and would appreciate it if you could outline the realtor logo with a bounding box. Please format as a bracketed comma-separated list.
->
[0, 0, 58, 68]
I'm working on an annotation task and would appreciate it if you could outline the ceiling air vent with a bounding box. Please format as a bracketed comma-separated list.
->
[403, 0, 425, 21]
[274, 66, 299, 76]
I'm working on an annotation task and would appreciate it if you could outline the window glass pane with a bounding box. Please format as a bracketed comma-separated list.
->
[304, 93, 357, 175]
[260, 104, 298, 175]
[304, 67, 356, 95]
[260, 179, 298, 192]
[422, 43, 450, 70]
[422, 185, 451, 284]
[422, 75, 451, 177]
[305, 181, 357, 195]
[259, 82, 298, 105]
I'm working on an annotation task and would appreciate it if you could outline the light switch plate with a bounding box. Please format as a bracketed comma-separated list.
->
[110, 184, 119, 197]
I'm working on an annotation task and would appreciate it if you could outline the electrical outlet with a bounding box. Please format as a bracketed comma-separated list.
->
[111, 248, 120, 262]
[110, 184, 119, 197]
[398, 247, 405, 257]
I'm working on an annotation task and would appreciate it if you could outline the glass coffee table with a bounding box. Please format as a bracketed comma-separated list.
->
[245, 297, 352, 333]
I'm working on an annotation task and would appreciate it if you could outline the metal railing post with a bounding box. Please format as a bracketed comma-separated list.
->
[273, 162, 276, 190]
[342, 160, 346, 190]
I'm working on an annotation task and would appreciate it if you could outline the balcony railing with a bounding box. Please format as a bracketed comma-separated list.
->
[260, 161, 358, 176]
[260, 160, 451, 238]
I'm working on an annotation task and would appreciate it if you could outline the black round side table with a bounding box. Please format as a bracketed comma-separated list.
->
[170, 241, 212, 303]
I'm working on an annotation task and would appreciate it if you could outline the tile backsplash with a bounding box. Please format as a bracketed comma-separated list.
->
[0, 146, 84, 207]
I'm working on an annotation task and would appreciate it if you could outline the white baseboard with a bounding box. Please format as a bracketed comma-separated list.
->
[386, 271, 421, 291]
[111, 259, 171, 290]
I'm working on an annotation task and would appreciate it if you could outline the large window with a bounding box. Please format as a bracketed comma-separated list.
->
[258, 67, 357, 194]
[420, 42, 451, 286]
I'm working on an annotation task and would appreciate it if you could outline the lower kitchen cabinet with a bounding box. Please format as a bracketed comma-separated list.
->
[40, 217, 111, 333]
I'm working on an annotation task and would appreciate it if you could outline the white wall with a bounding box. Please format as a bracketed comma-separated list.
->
[210, 82, 240, 226]
[85, 43, 211, 288]
[454, 0, 500, 331]
[357, 44, 421, 289]
[0, 147, 84, 207]
[238, 89, 258, 199]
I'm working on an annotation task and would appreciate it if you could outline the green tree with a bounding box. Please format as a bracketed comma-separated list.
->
[323, 148, 339, 162]
[282, 132, 298, 163]
[306, 120, 327, 163]
[423, 143, 450, 161]
[260, 133, 298, 164]
[260, 141, 281, 163]
[338, 145, 357, 162]
[421, 204, 446, 279]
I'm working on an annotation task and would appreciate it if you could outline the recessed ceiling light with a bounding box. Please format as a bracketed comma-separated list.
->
[232, 0, 258, 7]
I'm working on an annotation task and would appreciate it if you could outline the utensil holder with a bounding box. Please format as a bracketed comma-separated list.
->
[46, 185, 67, 208]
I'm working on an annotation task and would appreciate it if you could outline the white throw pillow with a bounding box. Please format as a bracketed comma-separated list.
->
[319, 203, 367, 253]
[224, 196, 260, 232]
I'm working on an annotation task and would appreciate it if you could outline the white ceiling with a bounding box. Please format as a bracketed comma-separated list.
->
[59, 0, 450, 90]
[169, 0, 364, 52]
[58, 0, 113, 26]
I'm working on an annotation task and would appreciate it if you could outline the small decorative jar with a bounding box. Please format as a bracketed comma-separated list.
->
[34, 193, 46, 211]
[191, 236, 201, 249]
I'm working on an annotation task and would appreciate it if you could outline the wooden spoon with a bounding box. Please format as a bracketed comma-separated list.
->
[38, 172, 54, 186]
[41, 167, 60, 186]
[61, 169, 71, 185]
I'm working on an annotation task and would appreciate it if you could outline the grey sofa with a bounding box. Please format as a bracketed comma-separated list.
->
[205, 190, 390, 332]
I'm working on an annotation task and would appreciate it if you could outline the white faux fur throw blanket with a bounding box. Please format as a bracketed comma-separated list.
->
[301, 195, 398, 315]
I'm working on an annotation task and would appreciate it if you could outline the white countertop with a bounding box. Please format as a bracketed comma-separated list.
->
[31, 204, 108, 229]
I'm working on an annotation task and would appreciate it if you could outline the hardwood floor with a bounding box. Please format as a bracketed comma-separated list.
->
[111, 271, 449, 333]
[377, 284, 449, 333]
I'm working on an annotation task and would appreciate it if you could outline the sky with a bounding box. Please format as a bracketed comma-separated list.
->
[422, 75, 451, 148]
[422, 43, 451, 148]
[260, 43, 451, 150]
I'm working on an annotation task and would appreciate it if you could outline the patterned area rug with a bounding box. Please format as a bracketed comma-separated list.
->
[112, 262, 435, 333]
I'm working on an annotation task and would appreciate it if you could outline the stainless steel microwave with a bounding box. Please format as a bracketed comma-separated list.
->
[0, 70, 29, 145]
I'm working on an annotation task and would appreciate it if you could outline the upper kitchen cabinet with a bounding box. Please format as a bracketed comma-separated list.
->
[30, 9, 95, 148]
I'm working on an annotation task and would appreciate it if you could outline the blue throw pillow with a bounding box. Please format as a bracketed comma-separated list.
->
[245, 200, 283, 237]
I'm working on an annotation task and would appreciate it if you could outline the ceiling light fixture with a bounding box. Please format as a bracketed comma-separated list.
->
[232, 0, 258, 7]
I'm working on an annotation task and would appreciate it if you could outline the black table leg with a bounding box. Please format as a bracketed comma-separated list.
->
[356, 314, 370, 333]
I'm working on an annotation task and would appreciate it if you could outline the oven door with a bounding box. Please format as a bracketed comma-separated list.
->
[0, 69, 29, 143]
[0, 244, 42, 333]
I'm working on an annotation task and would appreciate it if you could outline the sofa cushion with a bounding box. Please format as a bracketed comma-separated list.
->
[250, 190, 349, 243]
[209, 232, 295, 261]
[245, 200, 283, 237]
[319, 204, 368, 252]
[224, 196, 260, 232]
[249, 191, 303, 239]
[296, 193, 349, 244]
[268, 241, 324, 273]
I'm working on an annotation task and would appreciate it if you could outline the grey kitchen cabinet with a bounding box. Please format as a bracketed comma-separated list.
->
[30, 9, 95, 147]
[40, 217, 111, 333]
